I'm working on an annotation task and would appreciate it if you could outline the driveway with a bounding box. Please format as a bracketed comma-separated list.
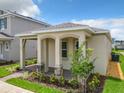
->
[0, 80, 34, 93]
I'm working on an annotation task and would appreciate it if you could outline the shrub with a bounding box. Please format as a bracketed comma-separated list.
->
[88, 74, 100, 92]
[30, 72, 38, 80]
[22, 71, 30, 80]
[15, 66, 20, 71]
[59, 76, 65, 87]
[33, 59, 37, 64]
[6, 66, 17, 73]
[68, 79, 79, 89]
[50, 74, 58, 84]
[38, 72, 46, 82]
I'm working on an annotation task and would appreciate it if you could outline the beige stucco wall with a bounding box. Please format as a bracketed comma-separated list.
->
[41, 37, 77, 70]
[87, 35, 112, 75]
[38, 30, 89, 69]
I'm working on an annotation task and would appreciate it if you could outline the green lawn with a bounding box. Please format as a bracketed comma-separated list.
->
[6, 78, 64, 93]
[103, 77, 124, 93]
[120, 54, 124, 73]
[0, 58, 36, 78]
[0, 63, 18, 78]
[103, 50, 124, 93]
[112, 49, 124, 73]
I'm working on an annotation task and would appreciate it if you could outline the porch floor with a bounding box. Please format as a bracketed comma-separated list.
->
[24, 64, 73, 79]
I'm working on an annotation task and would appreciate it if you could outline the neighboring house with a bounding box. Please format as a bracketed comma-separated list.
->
[112, 38, 116, 49]
[114, 40, 124, 50]
[0, 10, 50, 61]
[16, 22, 112, 75]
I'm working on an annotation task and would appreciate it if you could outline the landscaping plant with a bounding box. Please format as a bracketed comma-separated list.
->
[50, 74, 58, 84]
[22, 71, 30, 80]
[68, 78, 79, 89]
[59, 76, 65, 87]
[30, 71, 39, 80]
[38, 72, 46, 82]
[71, 43, 95, 92]
[88, 74, 100, 93]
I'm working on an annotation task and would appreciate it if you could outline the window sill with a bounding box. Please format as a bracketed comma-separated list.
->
[5, 49, 9, 51]
[62, 57, 69, 60]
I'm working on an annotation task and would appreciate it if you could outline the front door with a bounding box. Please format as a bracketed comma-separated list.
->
[0, 43, 3, 59]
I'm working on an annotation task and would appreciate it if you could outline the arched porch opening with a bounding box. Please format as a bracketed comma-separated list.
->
[60, 37, 79, 70]
[40, 38, 55, 73]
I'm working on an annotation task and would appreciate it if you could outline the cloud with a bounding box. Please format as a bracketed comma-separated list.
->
[72, 18, 124, 40]
[0, 0, 40, 17]
[36, 0, 42, 3]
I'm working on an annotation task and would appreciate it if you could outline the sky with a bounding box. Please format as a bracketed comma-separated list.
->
[0, 0, 124, 40]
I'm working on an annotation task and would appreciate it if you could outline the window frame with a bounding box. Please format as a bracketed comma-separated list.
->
[75, 40, 79, 50]
[0, 18, 7, 31]
[4, 41, 9, 51]
[61, 40, 68, 58]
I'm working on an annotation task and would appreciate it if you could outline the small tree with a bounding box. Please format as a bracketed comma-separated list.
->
[71, 43, 94, 92]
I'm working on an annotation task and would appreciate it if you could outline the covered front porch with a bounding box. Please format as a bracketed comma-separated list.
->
[19, 30, 91, 76]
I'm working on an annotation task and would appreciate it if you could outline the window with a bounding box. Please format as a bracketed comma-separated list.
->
[0, 18, 7, 30]
[75, 40, 79, 50]
[5, 41, 9, 51]
[62, 41, 68, 57]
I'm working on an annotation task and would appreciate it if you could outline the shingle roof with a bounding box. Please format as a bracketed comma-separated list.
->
[39, 22, 88, 30]
[0, 10, 51, 27]
[91, 27, 109, 32]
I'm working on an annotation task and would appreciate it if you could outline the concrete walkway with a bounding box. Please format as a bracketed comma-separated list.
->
[107, 61, 124, 80]
[0, 81, 34, 93]
[0, 71, 34, 93]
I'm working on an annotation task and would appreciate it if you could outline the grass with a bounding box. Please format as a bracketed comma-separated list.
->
[103, 50, 124, 93]
[6, 78, 64, 93]
[120, 54, 124, 73]
[103, 77, 124, 93]
[0, 58, 36, 78]
[112, 49, 124, 73]
[0, 63, 18, 78]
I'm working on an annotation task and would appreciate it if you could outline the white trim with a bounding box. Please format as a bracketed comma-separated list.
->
[33, 26, 93, 34]
[15, 33, 36, 37]
[15, 26, 110, 37]
[62, 40, 68, 58]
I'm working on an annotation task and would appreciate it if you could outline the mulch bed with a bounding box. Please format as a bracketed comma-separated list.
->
[25, 74, 106, 93]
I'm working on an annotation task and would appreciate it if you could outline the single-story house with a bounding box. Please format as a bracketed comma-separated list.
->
[114, 40, 124, 50]
[16, 22, 112, 75]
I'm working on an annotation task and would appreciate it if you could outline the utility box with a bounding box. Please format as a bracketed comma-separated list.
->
[111, 53, 120, 62]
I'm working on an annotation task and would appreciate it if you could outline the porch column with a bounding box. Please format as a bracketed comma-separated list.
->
[68, 38, 74, 64]
[20, 38, 26, 69]
[55, 37, 61, 75]
[44, 39, 49, 72]
[37, 36, 42, 65]
[79, 34, 86, 57]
